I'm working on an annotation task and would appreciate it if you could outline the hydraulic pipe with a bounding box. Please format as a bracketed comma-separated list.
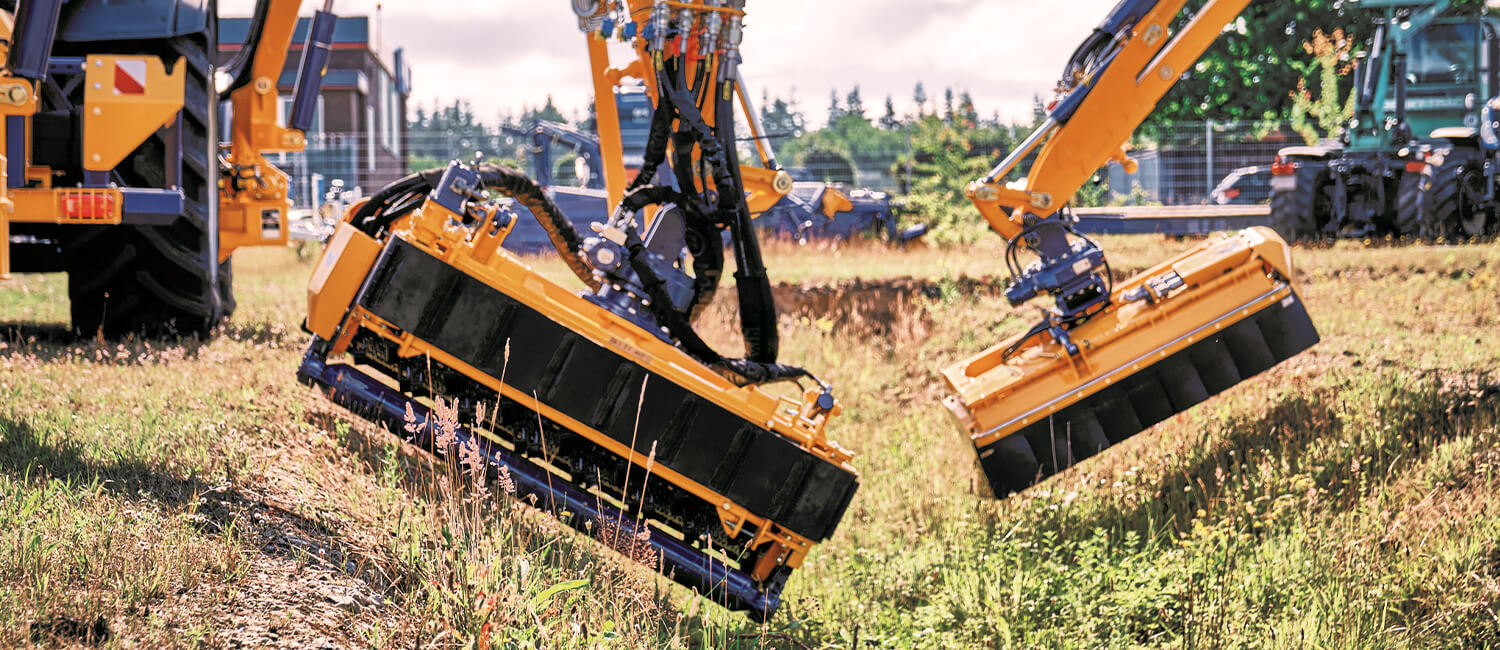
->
[290, 7, 339, 134]
[8, 0, 63, 82]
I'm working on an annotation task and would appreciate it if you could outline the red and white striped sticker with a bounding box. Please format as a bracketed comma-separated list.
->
[113, 60, 146, 95]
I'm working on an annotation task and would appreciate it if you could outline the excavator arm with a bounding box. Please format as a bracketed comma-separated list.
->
[966, 0, 1252, 236]
[218, 0, 337, 262]
[583, 16, 837, 223]
[942, 0, 1322, 497]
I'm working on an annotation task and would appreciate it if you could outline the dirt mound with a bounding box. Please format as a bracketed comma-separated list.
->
[720, 276, 1004, 337]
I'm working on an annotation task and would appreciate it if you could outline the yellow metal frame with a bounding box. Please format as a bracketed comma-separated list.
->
[0, 12, 40, 277]
[218, 0, 317, 262]
[943, 227, 1297, 447]
[964, 0, 1254, 238]
[942, 0, 1313, 477]
[308, 201, 856, 579]
[81, 55, 186, 172]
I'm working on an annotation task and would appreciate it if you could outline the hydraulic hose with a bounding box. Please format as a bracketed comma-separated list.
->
[352, 165, 600, 291]
[716, 78, 779, 364]
[603, 56, 807, 386]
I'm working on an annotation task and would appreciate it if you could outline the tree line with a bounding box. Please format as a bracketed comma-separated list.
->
[402, 0, 1472, 242]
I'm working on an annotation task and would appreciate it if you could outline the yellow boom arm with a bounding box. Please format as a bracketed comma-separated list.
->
[219, 0, 335, 261]
[965, 0, 1252, 238]
[941, 0, 1322, 498]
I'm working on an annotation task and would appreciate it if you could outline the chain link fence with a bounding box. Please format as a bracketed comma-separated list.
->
[275, 121, 1309, 214]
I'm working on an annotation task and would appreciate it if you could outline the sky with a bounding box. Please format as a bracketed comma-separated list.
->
[221, 0, 1123, 126]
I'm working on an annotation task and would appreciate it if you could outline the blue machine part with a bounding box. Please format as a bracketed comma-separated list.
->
[289, 10, 338, 134]
[9, 0, 63, 82]
[429, 164, 483, 216]
[57, 0, 212, 43]
[296, 349, 786, 617]
[121, 188, 187, 225]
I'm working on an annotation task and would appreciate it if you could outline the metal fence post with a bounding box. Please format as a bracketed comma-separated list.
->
[1205, 119, 1214, 195]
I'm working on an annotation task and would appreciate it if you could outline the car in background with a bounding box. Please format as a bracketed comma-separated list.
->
[1210, 165, 1272, 204]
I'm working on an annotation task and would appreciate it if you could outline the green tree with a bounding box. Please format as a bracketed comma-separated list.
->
[1288, 29, 1356, 145]
[1147, 0, 1361, 133]
[827, 89, 844, 126]
[522, 95, 567, 125]
[913, 82, 928, 116]
[880, 95, 901, 130]
[760, 91, 806, 139]
[845, 86, 867, 122]
[958, 91, 979, 128]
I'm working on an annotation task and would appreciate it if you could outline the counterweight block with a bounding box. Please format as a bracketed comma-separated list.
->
[943, 227, 1320, 497]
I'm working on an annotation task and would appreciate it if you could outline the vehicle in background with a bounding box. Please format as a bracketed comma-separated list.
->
[1271, 0, 1499, 240]
[1210, 165, 1272, 204]
[497, 89, 924, 252]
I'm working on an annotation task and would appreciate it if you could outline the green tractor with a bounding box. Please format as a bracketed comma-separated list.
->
[1271, 0, 1500, 240]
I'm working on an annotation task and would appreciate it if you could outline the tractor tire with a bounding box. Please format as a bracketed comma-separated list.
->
[63, 32, 224, 338]
[1392, 168, 1423, 238]
[1270, 160, 1328, 241]
[1418, 146, 1493, 242]
[219, 258, 237, 320]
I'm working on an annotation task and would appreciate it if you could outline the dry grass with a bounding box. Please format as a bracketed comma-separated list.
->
[0, 235, 1496, 648]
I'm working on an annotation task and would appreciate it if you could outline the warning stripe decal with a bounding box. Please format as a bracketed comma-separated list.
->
[113, 60, 146, 95]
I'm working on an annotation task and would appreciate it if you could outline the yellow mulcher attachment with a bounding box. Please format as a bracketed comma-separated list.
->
[299, 0, 857, 619]
[942, 0, 1320, 496]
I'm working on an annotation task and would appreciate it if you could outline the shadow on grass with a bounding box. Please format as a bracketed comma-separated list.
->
[1045, 367, 1500, 544]
[0, 412, 385, 587]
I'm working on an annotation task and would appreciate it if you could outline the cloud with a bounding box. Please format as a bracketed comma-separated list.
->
[220, 0, 1121, 124]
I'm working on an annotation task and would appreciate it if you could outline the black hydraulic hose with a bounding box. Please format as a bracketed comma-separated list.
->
[716, 80, 780, 363]
[352, 165, 600, 291]
[656, 62, 725, 320]
[620, 218, 813, 388]
[630, 81, 677, 193]
[475, 165, 598, 290]
[659, 64, 781, 362]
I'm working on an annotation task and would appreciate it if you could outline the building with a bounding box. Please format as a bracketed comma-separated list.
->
[218, 15, 412, 209]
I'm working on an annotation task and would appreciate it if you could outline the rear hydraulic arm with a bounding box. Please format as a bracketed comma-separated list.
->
[962, 0, 1252, 339]
[219, 0, 337, 261]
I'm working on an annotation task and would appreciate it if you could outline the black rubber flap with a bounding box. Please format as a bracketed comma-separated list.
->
[359, 238, 859, 540]
[976, 292, 1318, 496]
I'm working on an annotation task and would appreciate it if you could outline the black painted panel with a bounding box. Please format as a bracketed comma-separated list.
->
[357, 238, 858, 540]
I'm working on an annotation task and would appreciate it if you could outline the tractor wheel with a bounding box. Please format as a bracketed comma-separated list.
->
[1418, 146, 1494, 242]
[219, 258, 237, 320]
[63, 32, 224, 338]
[1270, 159, 1328, 241]
[1392, 168, 1423, 238]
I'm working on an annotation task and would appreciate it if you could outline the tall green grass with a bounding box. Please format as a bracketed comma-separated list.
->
[0, 239, 1494, 647]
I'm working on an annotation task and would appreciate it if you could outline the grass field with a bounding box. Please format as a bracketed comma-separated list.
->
[0, 235, 1496, 648]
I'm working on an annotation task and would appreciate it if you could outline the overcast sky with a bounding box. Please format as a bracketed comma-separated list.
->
[222, 0, 1122, 125]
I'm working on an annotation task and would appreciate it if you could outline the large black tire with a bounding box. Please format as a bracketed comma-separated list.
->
[1392, 168, 1423, 238]
[62, 32, 224, 338]
[1270, 160, 1328, 241]
[1418, 146, 1494, 242]
[219, 258, 236, 320]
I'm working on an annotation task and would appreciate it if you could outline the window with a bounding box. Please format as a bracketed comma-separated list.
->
[378, 70, 399, 156]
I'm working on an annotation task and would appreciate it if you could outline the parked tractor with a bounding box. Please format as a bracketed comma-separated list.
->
[1271, 0, 1499, 240]
[0, 0, 333, 336]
